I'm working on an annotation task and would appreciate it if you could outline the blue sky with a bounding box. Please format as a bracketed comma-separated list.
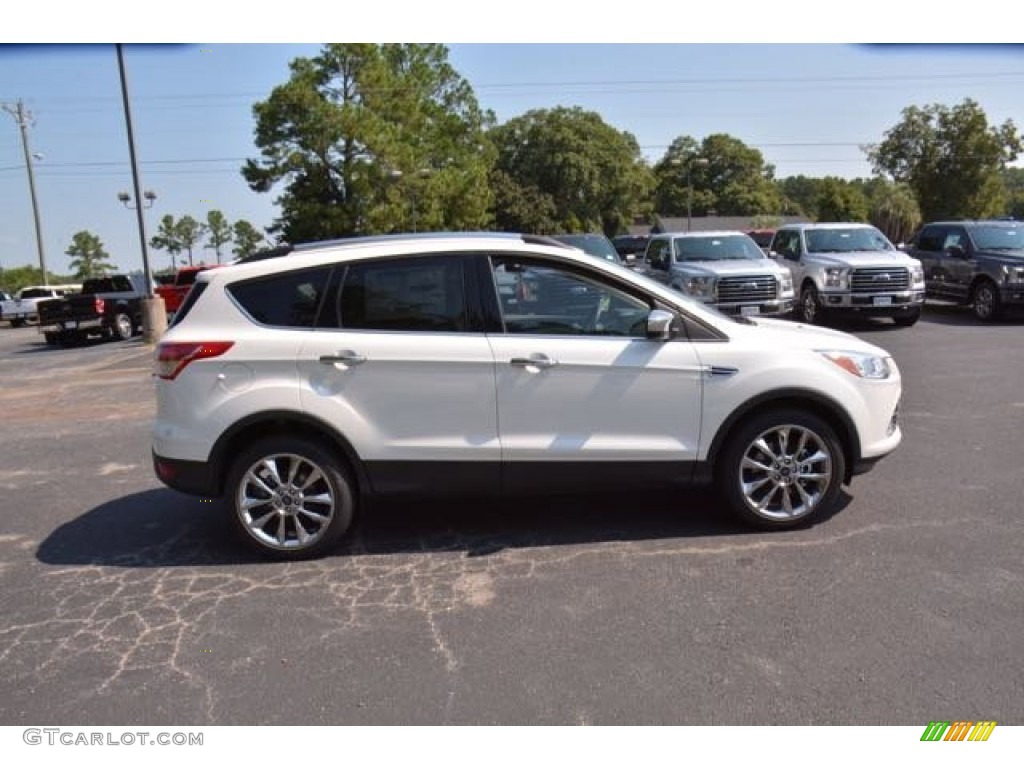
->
[2, 40, 1023, 275]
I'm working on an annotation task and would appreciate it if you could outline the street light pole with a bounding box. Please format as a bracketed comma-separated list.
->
[116, 44, 166, 343]
[685, 156, 709, 233]
[2, 100, 48, 283]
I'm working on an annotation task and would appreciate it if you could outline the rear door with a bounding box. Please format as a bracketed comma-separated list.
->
[297, 254, 500, 494]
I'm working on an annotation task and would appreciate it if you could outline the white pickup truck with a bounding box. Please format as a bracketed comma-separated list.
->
[1, 285, 81, 327]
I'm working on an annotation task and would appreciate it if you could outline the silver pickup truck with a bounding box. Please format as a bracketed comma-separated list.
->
[769, 223, 925, 327]
[638, 231, 795, 317]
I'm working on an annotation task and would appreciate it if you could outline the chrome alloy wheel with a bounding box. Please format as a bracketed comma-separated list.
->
[236, 453, 336, 550]
[738, 424, 833, 521]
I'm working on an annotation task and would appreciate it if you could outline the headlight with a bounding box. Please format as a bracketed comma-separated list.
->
[684, 276, 716, 299]
[910, 266, 925, 286]
[818, 350, 892, 379]
[780, 274, 794, 295]
[1001, 264, 1024, 283]
[824, 267, 847, 288]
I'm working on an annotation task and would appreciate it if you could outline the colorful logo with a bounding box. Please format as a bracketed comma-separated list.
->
[920, 721, 996, 742]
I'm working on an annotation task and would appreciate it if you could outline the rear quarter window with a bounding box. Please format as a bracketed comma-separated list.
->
[227, 267, 332, 328]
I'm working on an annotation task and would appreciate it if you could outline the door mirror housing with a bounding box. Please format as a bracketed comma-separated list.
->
[947, 245, 967, 259]
[646, 309, 676, 340]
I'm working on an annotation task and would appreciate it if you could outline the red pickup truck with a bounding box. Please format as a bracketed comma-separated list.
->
[155, 266, 221, 315]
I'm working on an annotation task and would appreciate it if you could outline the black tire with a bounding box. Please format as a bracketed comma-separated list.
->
[112, 311, 134, 341]
[892, 307, 921, 327]
[224, 437, 356, 560]
[43, 332, 59, 345]
[798, 284, 824, 325]
[971, 279, 1003, 322]
[716, 409, 846, 530]
[10, 318, 24, 328]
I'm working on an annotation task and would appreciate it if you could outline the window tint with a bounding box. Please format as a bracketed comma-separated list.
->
[228, 266, 332, 328]
[915, 227, 944, 252]
[492, 256, 650, 337]
[169, 283, 206, 328]
[338, 256, 469, 332]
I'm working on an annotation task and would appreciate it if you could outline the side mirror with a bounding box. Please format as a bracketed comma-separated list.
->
[768, 250, 780, 259]
[646, 309, 675, 340]
[947, 245, 967, 259]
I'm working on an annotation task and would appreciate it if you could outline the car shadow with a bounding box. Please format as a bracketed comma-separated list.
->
[35, 486, 852, 568]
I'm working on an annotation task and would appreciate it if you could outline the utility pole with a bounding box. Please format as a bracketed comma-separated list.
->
[2, 100, 49, 283]
[116, 43, 166, 343]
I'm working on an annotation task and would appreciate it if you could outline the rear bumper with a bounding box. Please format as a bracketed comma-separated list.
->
[152, 451, 219, 497]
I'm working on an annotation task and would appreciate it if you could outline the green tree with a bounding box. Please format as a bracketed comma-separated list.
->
[778, 175, 823, 218]
[150, 214, 185, 270]
[1004, 166, 1024, 220]
[488, 169, 559, 234]
[65, 231, 115, 279]
[490, 106, 653, 234]
[176, 215, 205, 266]
[654, 134, 783, 218]
[867, 98, 1022, 221]
[868, 181, 922, 245]
[204, 210, 232, 264]
[815, 177, 869, 222]
[244, 43, 494, 241]
[231, 220, 267, 259]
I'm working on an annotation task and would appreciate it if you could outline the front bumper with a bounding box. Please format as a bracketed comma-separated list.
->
[999, 284, 1024, 306]
[821, 290, 925, 312]
[715, 299, 795, 317]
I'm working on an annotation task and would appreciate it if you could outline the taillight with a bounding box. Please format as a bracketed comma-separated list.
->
[154, 341, 234, 380]
[94, 297, 105, 315]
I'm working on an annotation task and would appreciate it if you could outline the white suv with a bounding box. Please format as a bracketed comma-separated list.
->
[152, 233, 903, 559]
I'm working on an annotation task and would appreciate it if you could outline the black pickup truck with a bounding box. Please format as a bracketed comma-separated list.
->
[37, 273, 151, 344]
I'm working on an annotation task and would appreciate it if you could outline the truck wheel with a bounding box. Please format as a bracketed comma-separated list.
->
[717, 409, 846, 530]
[43, 332, 59, 346]
[798, 284, 823, 324]
[971, 279, 1003, 322]
[11, 318, 23, 328]
[892, 307, 921, 327]
[113, 312, 134, 341]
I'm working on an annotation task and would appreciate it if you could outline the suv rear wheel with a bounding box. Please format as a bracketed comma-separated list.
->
[226, 437, 355, 559]
[717, 409, 845, 529]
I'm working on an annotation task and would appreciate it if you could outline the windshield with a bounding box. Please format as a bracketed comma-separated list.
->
[672, 234, 766, 262]
[552, 234, 623, 263]
[805, 227, 893, 253]
[971, 224, 1024, 251]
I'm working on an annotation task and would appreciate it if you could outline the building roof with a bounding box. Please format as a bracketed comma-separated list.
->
[651, 215, 808, 234]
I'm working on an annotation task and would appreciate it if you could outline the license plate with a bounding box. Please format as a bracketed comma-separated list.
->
[63, 320, 77, 330]
[873, 296, 892, 306]
[740, 305, 761, 316]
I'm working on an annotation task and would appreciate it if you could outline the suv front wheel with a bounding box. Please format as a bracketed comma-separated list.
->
[226, 437, 356, 559]
[717, 409, 846, 529]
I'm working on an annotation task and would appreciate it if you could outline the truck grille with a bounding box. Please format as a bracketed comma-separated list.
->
[717, 274, 777, 303]
[850, 267, 909, 293]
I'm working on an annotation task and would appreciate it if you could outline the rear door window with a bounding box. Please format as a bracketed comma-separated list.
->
[228, 267, 332, 328]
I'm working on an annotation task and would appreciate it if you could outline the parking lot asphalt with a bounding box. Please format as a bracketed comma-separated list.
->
[0, 307, 1021, 725]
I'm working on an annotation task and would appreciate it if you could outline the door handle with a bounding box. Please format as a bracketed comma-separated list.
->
[319, 351, 366, 365]
[510, 354, 558, 370]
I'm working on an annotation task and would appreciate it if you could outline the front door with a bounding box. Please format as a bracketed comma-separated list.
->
[484, 254, 705, 492]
